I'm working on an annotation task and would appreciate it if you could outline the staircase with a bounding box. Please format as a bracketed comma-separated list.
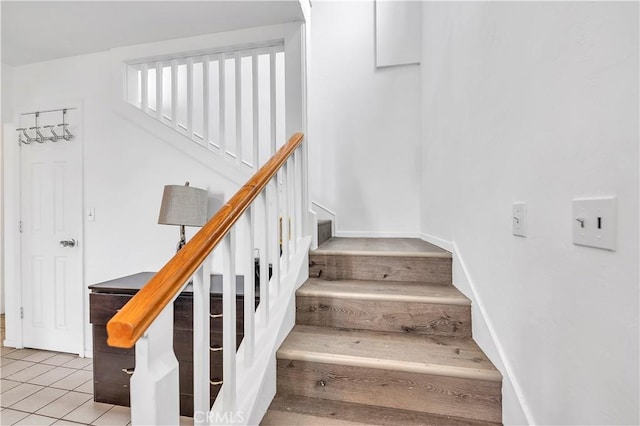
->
[261, 237, 502, 425]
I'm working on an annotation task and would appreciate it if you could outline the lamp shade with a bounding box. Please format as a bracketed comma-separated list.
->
[158, 184, 208, 227]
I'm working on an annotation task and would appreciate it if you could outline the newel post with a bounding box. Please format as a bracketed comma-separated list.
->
[130, 304, 180, 425]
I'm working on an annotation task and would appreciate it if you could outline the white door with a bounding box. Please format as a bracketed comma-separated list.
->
[20, 108, 83, 354]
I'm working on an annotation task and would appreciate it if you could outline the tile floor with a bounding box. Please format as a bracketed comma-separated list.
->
[0, 316, 192, 426]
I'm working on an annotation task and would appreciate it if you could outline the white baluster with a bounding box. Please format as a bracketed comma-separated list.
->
[130, 303, 179, 426]
[280, 168, 289, 274]
[270, 179, 281, 294]
[288, 157, 297, 254]
[219, 56, 226, 154]
[235, 53, 242, 164]
[155, 62, 163, 121]
[203, 56, 210, 148]
[260, 190, 271, 323]
[170, 60, 178, 130]
[269, 52, 276, 156]
[141, 63, 149, 113]
[194, 260, 211, 424]
[294, 148, 302, 246]
[222, 230, 236, 413]
[244, 208, 255, 367]
[187, 57, 194, 138]
[252, 53, 259, 169]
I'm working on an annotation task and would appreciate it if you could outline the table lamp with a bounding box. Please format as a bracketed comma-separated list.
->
[158, 181, 208, 252]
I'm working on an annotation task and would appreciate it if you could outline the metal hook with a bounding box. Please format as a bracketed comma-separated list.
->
[57, 109, 73, 141]
[29, 126, 45, 143]
[16, 128, 32, 144]
[43, 125, 59, 142]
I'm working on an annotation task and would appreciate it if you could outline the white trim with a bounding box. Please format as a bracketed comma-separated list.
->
[3, 123, 23, 349]
[452, 241, 534, 425]
[419, 232, 454, 252]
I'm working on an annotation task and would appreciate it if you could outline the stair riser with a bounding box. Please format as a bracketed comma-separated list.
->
[309, 254, 452, 283]
[296, 296, 471, 337]
[276, 359, 502, 423]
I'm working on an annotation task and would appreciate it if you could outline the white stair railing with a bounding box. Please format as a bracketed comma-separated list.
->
[106, 133, 308, 425]
[125, 44, 286, 172]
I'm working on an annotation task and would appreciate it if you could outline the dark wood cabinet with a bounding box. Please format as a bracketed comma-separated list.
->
[89, 272, 256, 417]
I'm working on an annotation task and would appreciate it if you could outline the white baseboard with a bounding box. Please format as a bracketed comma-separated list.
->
[419, 232, 454, 252]
[452, 241, 533, 425]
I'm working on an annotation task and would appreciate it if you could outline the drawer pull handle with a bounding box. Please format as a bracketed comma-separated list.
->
[122, 367, 135, 375]
[210, 379, 223, 386]
[210, 346, 223, 352]
[210, 313, 223, 319]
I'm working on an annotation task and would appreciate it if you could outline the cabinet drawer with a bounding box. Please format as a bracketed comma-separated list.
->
[90, 293, 133, 325]
[93, 326, 135, 357]
[94, 381, 130, 407]
[94, 352, 135, 387]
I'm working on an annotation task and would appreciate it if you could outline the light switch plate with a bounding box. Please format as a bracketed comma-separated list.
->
[512, 202, 527, 237]
[87, 208, 95, 222]
[573, 197, 616, 251]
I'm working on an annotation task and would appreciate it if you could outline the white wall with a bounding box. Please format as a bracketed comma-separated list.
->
[420, 3, 639, 425]
[9, 51, 240, 354]
[308, 0, 420, 237]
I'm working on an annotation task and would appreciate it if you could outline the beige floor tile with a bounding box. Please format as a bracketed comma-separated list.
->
[50, 370, 93, 391]
[73, 380, 93, 395]
[11, 387, 67, 412]
[13, 413, 58, 425]
[180, 415, 193, 426]
[21, 351, 59, 363]
[0, 347, 18, 356]
[1, 357, 17, 367]
[62, 399, 113, 424]
[82, 362, 93, 372]
[0, 379, 21, 394]
[52, 420, 88, 425]
[41, 354, 78, 367]
[62, 358, 92, 370]
[0, 408, 30, 425]
[28, 367, 76, 386]
[3, 349, 39, 360]
[1, 383, 44, 407]
[92, 405, 131, 426]
[36, 391, 92, 419]
[6, 362, 55, 382]
[0, 360, 35, 377]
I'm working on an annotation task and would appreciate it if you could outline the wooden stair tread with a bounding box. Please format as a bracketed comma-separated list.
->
[298, 278, 470, 305]
[314, 237, 451, 258]
[263, 394, 501, 426]
[277, 325, 501, 382]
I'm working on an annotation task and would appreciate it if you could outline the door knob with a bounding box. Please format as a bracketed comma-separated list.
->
[59, 239, 76, 248]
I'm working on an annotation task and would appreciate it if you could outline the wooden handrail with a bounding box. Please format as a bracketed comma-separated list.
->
[106, 132, 304, 348]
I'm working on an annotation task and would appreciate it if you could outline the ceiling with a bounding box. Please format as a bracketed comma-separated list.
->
[1, 1, 304, 66]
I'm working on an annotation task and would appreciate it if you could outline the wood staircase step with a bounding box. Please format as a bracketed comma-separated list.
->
[276, 326, 502, 422]
[296, 278, 472, 336]
[262, 394, 502, 426]
[310, 238, 452, 283]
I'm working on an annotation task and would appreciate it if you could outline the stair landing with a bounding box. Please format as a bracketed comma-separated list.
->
[314, 237, 450, 257]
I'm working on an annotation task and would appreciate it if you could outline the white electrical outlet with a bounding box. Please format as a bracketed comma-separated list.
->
[573, 197, 616, 251]
[512, 202, 527, 237]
